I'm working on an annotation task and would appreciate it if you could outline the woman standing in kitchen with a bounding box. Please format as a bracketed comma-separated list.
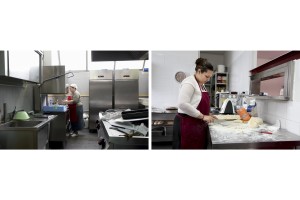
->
[64, 84, 73, 136]
[63, 83, 84, 137]
[173, 58, 217, 149]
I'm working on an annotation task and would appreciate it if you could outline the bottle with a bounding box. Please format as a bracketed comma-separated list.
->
[54, 99, 58, 109]
[49, 99, 53, 106]
[280, 86, 284, 96]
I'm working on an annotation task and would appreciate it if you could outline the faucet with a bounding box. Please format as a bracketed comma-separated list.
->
[11, 106, 16, 120]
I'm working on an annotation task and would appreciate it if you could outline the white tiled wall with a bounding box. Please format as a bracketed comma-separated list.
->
[0, 83, 35, 121]
[257, 100, 300, 135]
[255, 60, 300, 135]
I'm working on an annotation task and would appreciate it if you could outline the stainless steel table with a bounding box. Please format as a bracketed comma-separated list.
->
[98, 120, 148, 149]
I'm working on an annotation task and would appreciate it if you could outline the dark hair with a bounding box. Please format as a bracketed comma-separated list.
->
[195, 57, 214, 73]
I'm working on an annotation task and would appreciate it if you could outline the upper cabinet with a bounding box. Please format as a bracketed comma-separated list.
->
[250, 51, 300, 101]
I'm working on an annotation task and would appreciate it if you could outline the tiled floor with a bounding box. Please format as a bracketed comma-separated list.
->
[65, 128, 102, 149]
[49, 128, 102, 150]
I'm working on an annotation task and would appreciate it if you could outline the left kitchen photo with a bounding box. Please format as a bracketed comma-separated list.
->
[0, 50, 149, 149]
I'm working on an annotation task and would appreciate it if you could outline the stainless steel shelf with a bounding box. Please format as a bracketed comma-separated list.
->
[252, 95, 289, 101]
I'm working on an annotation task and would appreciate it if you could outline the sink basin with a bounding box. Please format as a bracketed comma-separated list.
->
[0, 116, 57, 149]
[7, 120, 43, 127]
[0, 120, 45, 130]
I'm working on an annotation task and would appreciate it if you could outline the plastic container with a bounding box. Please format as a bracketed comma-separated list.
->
[43, 105, 67, 112]
[237, 107, 251, 122]
[280, 86, 284, 96]
[217, 65, 225, 73]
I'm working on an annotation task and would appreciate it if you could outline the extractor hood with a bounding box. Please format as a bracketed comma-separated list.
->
[91, 51, 148, 61]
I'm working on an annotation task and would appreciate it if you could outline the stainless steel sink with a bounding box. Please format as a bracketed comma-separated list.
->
[0, 119, 52, 149]
[2, 120, 43, 128]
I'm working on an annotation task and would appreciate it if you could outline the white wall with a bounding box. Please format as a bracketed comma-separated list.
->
[152, 51, 199, 109]
[200, 52, 225, 71]
[224, 51, 256, 94]
[255, 59, 300, 135]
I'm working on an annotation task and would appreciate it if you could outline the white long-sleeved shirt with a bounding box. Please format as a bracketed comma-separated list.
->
[178, 75, 207, 118]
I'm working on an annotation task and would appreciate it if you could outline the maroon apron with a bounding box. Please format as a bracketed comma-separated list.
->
[177, 85, 210, 149]
[67, 95, 77, 123]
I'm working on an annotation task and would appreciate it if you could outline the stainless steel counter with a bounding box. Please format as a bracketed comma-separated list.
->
[43, 111, 68, 143]
[0, 115, 57, 149]
[208, 120, 300, 149]
[98, 120, 148, 149]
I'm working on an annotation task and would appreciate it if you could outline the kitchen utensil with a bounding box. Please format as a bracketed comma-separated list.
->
[260, 130, 272, 134]
[121, 109, 148, 120]
[13, 110, 30, 120]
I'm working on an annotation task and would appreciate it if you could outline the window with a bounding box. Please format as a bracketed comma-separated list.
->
[8, 50, 40, 82]
[51, 51, 87, 70]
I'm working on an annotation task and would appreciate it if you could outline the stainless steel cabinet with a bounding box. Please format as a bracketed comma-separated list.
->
[114, 69, 139, 110]
[115, 79, 138, 109]
[89, 79, 113, 130]
[89, 69, 139, 131]
[89, 69, 114, 130]
[45, 111, 68, 144]
[0, 123, 49, 149]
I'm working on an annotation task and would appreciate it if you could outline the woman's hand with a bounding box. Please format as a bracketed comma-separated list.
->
[210, 114, 218, 120]
[203, 115, 215, 123]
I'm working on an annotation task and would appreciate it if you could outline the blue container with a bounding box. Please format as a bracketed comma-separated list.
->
[43, 105, 67, 112]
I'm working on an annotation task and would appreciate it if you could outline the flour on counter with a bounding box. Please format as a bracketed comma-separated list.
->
[209, 120, 281, 143]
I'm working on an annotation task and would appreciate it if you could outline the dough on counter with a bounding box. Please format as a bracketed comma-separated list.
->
[232, 119, 243, 123]
[215, 115, 240, 120]
[248, 117, 263, 128]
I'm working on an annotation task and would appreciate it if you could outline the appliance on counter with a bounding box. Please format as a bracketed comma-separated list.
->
[215, 92, 238, 109]
[215, 92, 230, 108]
[89, 69, 139, 131]
[219, 99, 235, 114]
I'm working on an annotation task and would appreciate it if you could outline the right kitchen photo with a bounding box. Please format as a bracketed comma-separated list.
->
[151, 51, 300, 149]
